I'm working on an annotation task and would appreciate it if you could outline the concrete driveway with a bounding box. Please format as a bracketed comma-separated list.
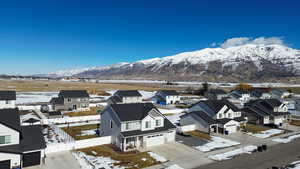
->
[176, 134, 208, 147]
[147, 142, 213, 169]
[25, 151, 81, 169]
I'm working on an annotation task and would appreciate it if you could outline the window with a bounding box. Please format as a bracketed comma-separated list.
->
[125, 123, 129, 130]
[0, 135, 11, 144]
[228, 113, 231, 118]
[67, 98, 71, 102]
[110, 120, 113, 128]
[155, 119, 161, 126]
[218, 114, 223, 119]
[145, 121, 151, 128]
[5, 100, 10, 104]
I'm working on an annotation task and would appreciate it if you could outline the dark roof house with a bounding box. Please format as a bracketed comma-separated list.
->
[0, 90, 16, 100]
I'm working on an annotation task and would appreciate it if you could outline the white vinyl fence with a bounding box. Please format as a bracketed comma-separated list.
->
[45, 136, 111, 154]
[42, 115, 100, 124]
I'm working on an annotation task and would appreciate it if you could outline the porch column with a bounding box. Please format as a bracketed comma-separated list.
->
[123, 137, 127, 151]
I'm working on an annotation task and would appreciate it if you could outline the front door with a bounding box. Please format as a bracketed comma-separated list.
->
[0, 160, 10, 169]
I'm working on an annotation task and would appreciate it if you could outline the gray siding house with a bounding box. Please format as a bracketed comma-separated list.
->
[107, 90, 142, 105]
[50, 90, 90, 111]
[100, 103, 176, 152]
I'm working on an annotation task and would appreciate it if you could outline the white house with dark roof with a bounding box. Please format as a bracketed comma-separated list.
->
[50, 90, 90, 111]
[243, 99, 290, 126]
[180, 100, 246, 134]
[0, 108, 46, 168]
[0, 91, 16, 109]
[154, 90, 180, 105]
[229, 90, 251, 103]
[100, 103, 176, 152]
[107, 90, 142, 105]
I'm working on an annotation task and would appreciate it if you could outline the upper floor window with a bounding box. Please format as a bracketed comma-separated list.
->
[145, 121, 151, 129]
[155, 119, 161, 126]
[218, 114, 223, 119]
[228, 113, 232, 118]
[125, 123, 130, 130]
[5, 100, 10, 104]
[110, 120, 113, 128]
[67, 98, 72, 102]
[0, 135, 11, 144]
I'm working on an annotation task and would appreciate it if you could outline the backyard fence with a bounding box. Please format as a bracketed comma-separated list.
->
[42, 115, 100, 124]
[45, 136, 111, 154]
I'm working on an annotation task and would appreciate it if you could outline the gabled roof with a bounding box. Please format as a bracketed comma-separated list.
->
[110, 103, 159, 122]
[158, 90, 179, 96]
[189, 111, 217, 125]
[0, 108, 21, 132]
[114, 90, 142, 97]
[59, 90, 89, 98]
[244, 99, 289, 117]
[50, 97, 64, 104]
[192, 99, 239, 114]
[108, 95, 122, 103]
[0, 125, 46, 154]
[0, 90, 16, 100]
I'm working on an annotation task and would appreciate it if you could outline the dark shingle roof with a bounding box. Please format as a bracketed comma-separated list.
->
[121, 119, 176, 137]
[59, 90, 89, 98]
[111, 103, 158, 121]
[114, 90, 142, 97]
[48, 111, 62, 116]
[207, 89, 227, 95]
[244, 99, 289, 117]
[0, 91, 16, 100]
[23, 118, 40, 123]
[158, 90, 179, 96]
[108, 95, 122, 103]
[50, 97, 64, 104]
[194, 99, 239, 113]
[189, 111, 217, 125]
[216, 118, 233, 125]
[0, 125, 46, 154]
[0, 108, 21, 132]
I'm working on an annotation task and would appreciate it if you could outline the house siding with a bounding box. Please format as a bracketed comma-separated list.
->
[180, 115, 209, 133]
[0, 124, 19, 146]
[0, 152, 21, 168]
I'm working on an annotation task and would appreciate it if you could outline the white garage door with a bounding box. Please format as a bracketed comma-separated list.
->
[225, 124, 238, 134]
[146, 134, 164, 147]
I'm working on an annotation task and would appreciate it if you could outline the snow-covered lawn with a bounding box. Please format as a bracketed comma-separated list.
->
[247, 129, 284, 139]
[209, 145, 257, 161]
[16, 92, 58, 104]
[73, 151, 124, 169]
[286, 161, 300, 169]
[78, 129, 97, 136]
[194, 136, 240, 152]
[272, 134, 300, 143]
[165, 164, 184, 169]
[147, 152, 168, 162]
[165, 113, 185, 125]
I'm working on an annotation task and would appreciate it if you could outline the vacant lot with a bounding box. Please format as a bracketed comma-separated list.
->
[290, 120, 300, 126]
[185, 130, 211, 140]
[76, 145, 161, 169]
[61, 124, 99, 140]
[0, 79, 185, 93]
[64, 107, 103, 117]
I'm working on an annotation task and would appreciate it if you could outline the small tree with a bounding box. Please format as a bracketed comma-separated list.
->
[202, 82, 210, 93]
[234, 83, 253, 92]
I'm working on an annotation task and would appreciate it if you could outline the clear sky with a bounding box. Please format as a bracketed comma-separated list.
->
[0, 0, 300, 75]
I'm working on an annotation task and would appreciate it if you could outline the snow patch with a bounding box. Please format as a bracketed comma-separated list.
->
[209, 145, 257, 161]
[247, 129, 284, 139]
[195, 136, 240, 152]
[147, 152, 168, 162]
[272, 134, 300, 143]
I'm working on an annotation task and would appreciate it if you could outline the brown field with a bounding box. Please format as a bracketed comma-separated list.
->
[0, 80, 185, 93]
[64, 107, 103, 117]
[61, 124, 99, 140]
[290, 120, 300, 126]
[242, 123, 271, 133]
[76, 145, 161, 169]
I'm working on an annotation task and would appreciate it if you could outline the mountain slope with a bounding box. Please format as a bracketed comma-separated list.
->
[51, 44, 300, 81]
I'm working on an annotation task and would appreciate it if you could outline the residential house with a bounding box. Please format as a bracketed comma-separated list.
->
[50, 90, 90, 111]
[229, 90, 251, 103]
[100, 103, 176, 152]
[154, 90, 180, 105]
[250, 88, 271, 99]
[180, 100, 246, 134]
[0, 108, 46, 168]
[0, 91, 16, 109]
[271, 89, 291, 99]
[107, 90, 142, 105]
[243, 99, 290, 126]
[204, 89, 227, 100]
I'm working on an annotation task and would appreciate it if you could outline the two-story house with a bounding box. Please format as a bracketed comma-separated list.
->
[180, 100, 246, 134]
[107, 90, 142, 105]
[50, 90, 90, 111]
[242, 99, 290, 126]
[204, 89, 227, 100]
[250, 88, 271, 99]
[0, 108, 46, 168]
[154, 90, 180, 105]
[0, 91, 16, 109]
[100, 103, 176, 152]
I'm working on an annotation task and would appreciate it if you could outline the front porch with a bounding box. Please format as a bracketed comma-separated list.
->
[122, 136, 145, 152]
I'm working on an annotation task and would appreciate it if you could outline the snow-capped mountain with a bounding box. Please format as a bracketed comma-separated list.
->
[50, 44, 300, 81]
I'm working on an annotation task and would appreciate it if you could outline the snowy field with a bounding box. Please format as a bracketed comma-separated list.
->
[194, 136, 240, 152]
[209, 145, 257, 161]
[16, 92, 58, 104]
[158, 108, 187, 115]
[272, 134, 300, 143]
[247, 129, 284, 139]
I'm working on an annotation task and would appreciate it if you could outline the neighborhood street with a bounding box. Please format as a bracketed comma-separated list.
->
[195, 138, 300, 169]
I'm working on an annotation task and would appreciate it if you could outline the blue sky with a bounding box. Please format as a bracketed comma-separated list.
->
[0, 0, 300, 75]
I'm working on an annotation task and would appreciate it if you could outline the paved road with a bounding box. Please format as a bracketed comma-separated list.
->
[195, 139, 300, 169]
